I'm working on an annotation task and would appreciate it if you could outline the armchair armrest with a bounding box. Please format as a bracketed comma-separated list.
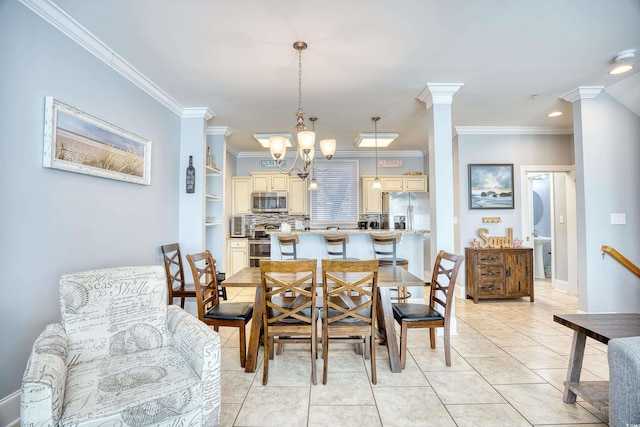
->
[166, 305, 221, 426]
[20, 323, 68, 426]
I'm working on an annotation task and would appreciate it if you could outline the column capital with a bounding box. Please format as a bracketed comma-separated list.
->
[560, 86, 604, 103]
[417, 83, 464, 108]
[207, 126, 234, 136]
[182, 107, 215, 120]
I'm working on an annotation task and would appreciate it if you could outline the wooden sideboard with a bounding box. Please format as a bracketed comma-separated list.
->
[465, 247, 534, 303]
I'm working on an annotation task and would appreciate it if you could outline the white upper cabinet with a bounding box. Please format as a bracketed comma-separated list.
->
[252, 173, 289, 192]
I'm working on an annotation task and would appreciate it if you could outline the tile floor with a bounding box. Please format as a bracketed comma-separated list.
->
[216, 280, 609, 427]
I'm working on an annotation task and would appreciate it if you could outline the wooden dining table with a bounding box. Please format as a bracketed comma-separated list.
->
[222, 265, 426, 373]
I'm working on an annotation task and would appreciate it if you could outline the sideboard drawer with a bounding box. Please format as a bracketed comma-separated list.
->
[477, 252, 504, 265]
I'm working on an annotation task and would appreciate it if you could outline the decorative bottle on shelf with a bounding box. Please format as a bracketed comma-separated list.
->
[206, 147, 212, 168]
[186, 155, 195, 193]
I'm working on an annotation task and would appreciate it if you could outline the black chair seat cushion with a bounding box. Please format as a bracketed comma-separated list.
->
[204, 302, 253, 321]
[392, 303, 443, 323]
[377, 258, 409, 266]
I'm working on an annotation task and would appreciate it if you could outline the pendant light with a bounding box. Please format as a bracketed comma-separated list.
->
[371, 116, 382, 190]
[268, 41, 336, 180]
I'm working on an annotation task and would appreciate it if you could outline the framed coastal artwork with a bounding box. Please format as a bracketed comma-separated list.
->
[468, 163, 514, 209]
[43, 97, 151, 185]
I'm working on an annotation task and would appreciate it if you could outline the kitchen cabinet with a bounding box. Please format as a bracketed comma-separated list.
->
[251, 173, 289, 192]
[465, 247, 534, 303]
[362, 176, 383, 214]
[232, 176, 252, 215]
[226, 238, 248, 276]
[288, 176, 308, 215]
[382, 176, 428, 192]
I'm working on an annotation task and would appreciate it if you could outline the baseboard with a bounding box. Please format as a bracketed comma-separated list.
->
[0, 390, 19, 427]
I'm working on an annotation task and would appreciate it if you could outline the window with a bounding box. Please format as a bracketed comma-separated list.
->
[310, 160, 359, 224]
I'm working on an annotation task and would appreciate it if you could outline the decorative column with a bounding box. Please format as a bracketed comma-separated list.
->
[417, 83, 463, 260]
[561, 86, 604, 312]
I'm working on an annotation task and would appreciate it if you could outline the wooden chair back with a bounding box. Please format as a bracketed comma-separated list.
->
[260, 259, 318, 385]
[324, 233, 350, 260]
[277, 234, 301, 259]
[370, 233, 402, 266]
[185, 250, 221, 320]
[161, 243, 192, 306]
[321, 259, 379, 384]
[428, 250, 465, 319]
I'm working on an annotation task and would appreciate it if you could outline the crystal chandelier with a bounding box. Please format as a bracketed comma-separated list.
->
[268, 41, 336, 182]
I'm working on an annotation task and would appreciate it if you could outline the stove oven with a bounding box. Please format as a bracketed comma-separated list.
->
[248, 224, 279, 267]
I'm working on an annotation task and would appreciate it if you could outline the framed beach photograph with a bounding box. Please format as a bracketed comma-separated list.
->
[468, 163, 514, 209]
[43, 97, 151, 185]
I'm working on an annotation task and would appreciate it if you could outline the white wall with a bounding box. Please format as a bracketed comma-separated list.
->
[455, 134, 574, 285]
[573, 91, 640, 312]
[0, 0, 181, 403]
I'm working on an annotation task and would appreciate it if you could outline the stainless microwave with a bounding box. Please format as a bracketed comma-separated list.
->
[251, 191, 288, 213]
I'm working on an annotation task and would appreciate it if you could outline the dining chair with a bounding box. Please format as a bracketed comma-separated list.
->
[186, 250, 254, 367]
[321, 259, 379, 384]
[392, 250, 464, 368]
[260, 259, 318, 385]
[323, 233, 358, 260]
[161, 243, 227, 307]
[161, 243, 197, 307]
[370, 233, 410, 302]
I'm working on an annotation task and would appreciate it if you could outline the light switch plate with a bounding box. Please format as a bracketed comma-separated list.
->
[611, 213, 626, 225]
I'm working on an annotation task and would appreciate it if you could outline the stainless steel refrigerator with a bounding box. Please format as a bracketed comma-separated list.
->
[382, 192, 430, 231]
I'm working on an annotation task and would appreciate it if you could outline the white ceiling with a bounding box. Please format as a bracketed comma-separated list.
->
[49, 0, 640, 154]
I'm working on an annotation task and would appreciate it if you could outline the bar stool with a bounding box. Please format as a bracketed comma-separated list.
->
[277, 234, 303, 260]
[370, 233, 411, 302]
[323, 233, 358, 260]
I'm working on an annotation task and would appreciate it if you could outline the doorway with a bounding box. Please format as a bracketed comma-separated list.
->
[520, 166, 578, 295]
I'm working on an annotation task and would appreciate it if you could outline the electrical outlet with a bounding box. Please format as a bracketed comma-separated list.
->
[611, 213, 626, 225]
[559, 215, 564, 224]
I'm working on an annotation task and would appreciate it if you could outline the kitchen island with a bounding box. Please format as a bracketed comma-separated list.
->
[269, 229, 430, 283]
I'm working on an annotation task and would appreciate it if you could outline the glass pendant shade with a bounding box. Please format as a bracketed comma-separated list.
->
[269, 136, 287, 159]
[320, 139, 336, 159]
[308, 178, 318, 190]
[297, 130, 316, 151]
[372, 177, 382, 190]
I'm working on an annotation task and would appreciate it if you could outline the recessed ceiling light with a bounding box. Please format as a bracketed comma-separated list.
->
[548, 111, 563, 118]
[609, 64, 634, 75]
[253, 133, 293, 148]
[609, 49, 635, 75]
[354, 132, 399, 148]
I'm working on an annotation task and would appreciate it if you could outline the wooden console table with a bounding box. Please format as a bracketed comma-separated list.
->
[553, 313, 640, 417]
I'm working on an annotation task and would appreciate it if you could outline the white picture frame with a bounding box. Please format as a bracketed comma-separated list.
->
[43, 96, 151, 185]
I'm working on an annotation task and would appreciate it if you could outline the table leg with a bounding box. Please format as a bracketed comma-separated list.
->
[244, 286, 263, 373]
[377, 287, 401, 373]
[563, 331, 587, 403]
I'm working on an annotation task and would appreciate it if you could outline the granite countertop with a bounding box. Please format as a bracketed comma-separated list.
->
[269, 229, 430, 235]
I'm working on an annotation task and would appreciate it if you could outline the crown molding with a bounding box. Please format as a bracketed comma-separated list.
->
[560, 86, 605, 103]
[454, 126, 573, 136]
[19, 0, 188, 117]
[207, 126, 234, 137]
[235, 149, 426, 158]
